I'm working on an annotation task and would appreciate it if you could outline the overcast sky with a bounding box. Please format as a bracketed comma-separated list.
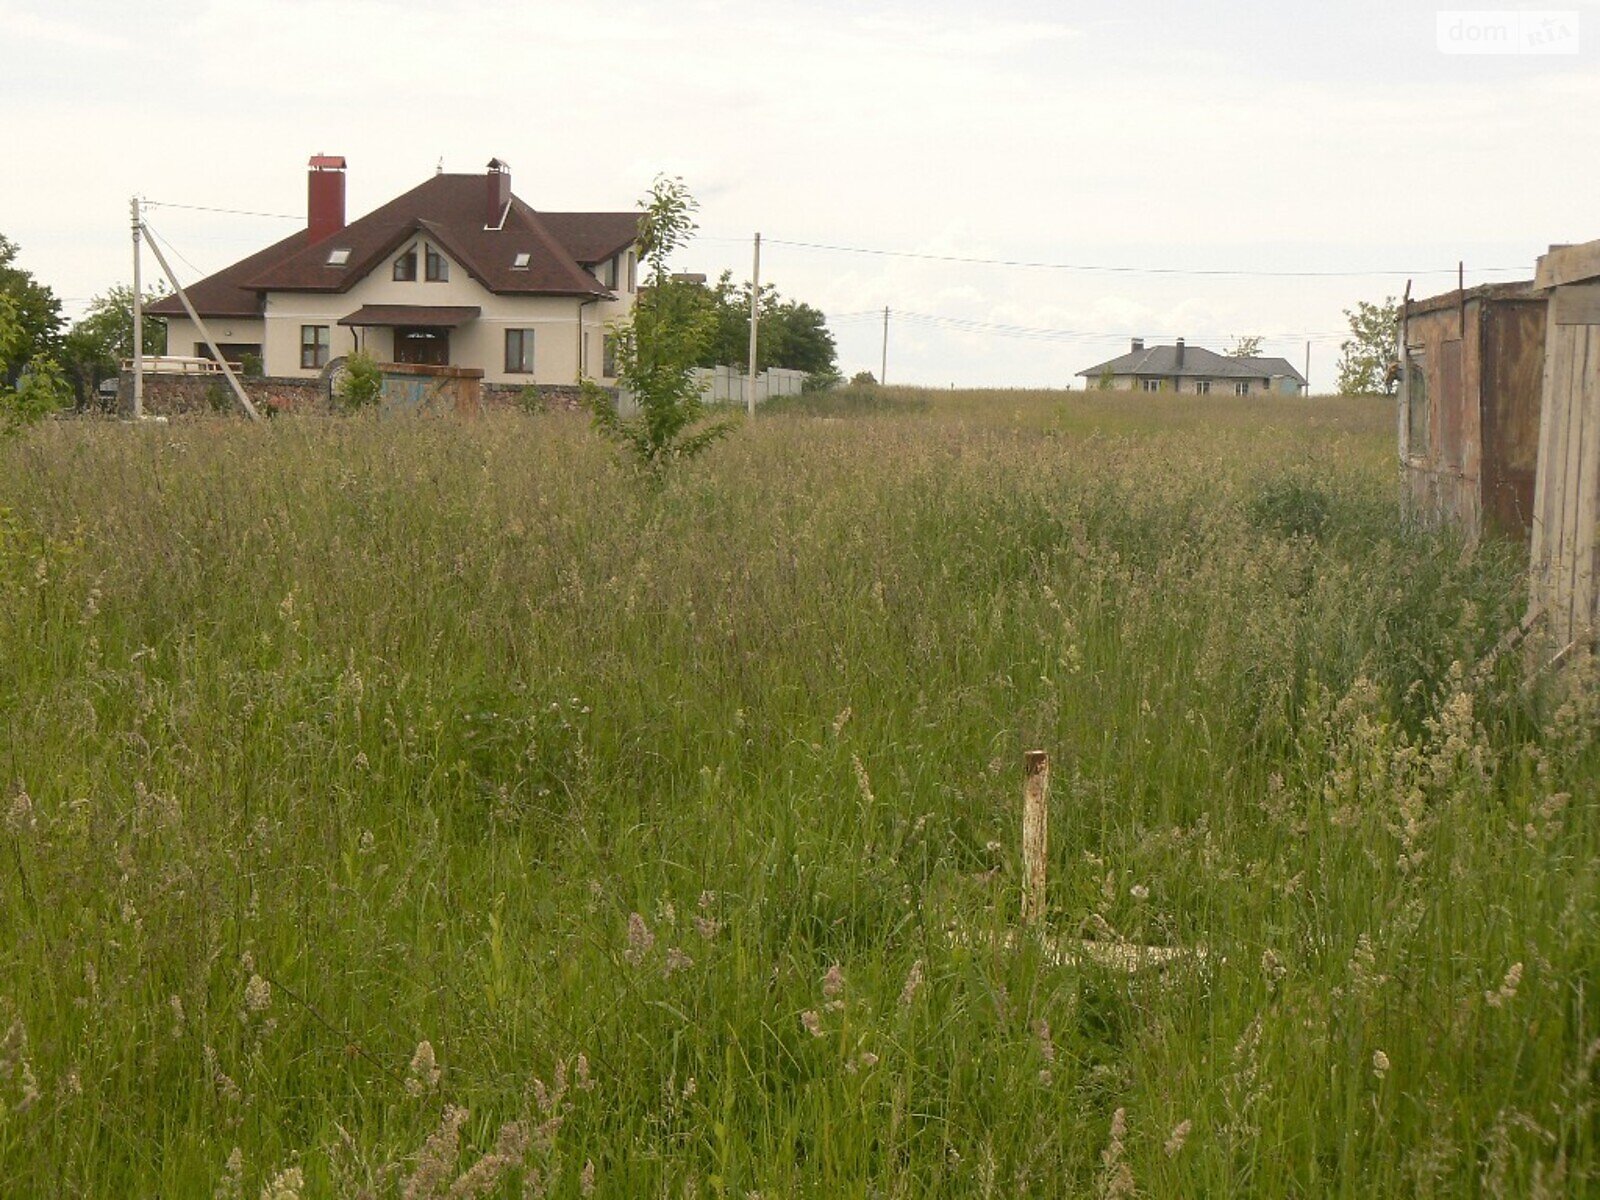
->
[3, 0, 1597, 388]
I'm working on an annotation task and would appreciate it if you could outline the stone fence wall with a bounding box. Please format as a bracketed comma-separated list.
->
[117, 369, 598, 418]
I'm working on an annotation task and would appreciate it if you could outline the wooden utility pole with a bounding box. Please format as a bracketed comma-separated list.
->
[131, 196, 143, 419]
[881, 306, 889, 385]
[746, 232, 761, 418]
[1021, 750, 1050, 924]
[140, 222, 261, 421]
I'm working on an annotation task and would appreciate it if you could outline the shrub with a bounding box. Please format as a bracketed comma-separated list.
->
[334, 350, 384, 412]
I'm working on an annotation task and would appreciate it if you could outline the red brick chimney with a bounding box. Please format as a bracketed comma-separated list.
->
[307, 154, 347, 244]
[486, 158, 511, 229]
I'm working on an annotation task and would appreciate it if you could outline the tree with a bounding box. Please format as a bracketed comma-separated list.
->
[0, 293, 70, 435]
[583, 177, 737, 476]
[61, 284, 169, 404]
[0, 234, 63, 387]
[1335, 297, 1401, 395]
[683, 270, 838, 377]
[1226, 334, 1264, 358]
[850, 370, 878, 386]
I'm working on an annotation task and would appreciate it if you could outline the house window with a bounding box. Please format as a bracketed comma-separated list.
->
[626, 251, 637, 292]
[425, 246, 449, 282]
[393, 249, 418, 281]
[1141, 378, 1162, 392]
[505, 328, 535, 374]
[326, 248, 350, 266]
[602, 257, 618, 289]
[602, 333, 618, 378]
[300, 325, 330, 370]
[512, 251, 531, 270]
[1194, 380, 1211, 395]
[1405, 348, 1429, 457]
[1234, 382, 1251, 396]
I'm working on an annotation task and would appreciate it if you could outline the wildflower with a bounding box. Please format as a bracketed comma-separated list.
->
[1261, 948, 1287, 987]
[1034, 1018, 1055, 1085]
[822, 963, 845, 1000]
[856, 1051, 879, 1069]
[406, 1040, 441, 1097]
[831, 706, 852, 735]
[1129, 884, 1149, 901]
[5, 787, 33, 834]
[1097, 1107, 1135, 1199]
[898, 959, 924, 1009]
[1164, 1119, 1192, 1158]
[216, 1147, 245, 1200]
[801, 1010, 825, 1038]
[575, 1053, 595, 1092]
[170, 994, 186, 1039]
[852, 754, 875, 806]
[1486, 963, 1523, 1008]
[663, 947, 694, 978]
[580, 1160, 596, 1197]
[624, 913, 654, 965]
[258, 1166, 304, 1200]
[445, 1119, 527, 1199]
[402, 1105, 468, 1200]
[1372, 1050, 1391, 1078]
[243, 974, 272, 1017]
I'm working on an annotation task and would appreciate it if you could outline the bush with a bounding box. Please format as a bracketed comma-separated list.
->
[1, 355, 70, 436]
[334, 350, 384, 412]
[240, 353, 265, 379]
[850, 370, 877, 386]
[514, 385, 543, 415]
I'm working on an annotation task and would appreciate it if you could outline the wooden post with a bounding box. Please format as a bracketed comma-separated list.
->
[1021, 750, 1050, 924]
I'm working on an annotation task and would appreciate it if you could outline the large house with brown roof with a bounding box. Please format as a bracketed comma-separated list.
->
[147, 156, 641, 389]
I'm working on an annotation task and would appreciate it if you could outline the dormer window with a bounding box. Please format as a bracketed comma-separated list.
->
[326, 248, 351, 266]
[512, 252, 531, 270]
[425, 246, 449, 282]
[393, 248, 417, 281]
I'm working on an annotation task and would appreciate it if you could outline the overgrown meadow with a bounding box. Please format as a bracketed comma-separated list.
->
[2, 390, 1597, 1197]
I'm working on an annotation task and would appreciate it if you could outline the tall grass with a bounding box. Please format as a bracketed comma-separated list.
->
[0, 393, 1595, 1197]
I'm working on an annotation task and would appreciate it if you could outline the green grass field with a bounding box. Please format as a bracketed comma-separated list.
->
[2, 390, 1596, 1197]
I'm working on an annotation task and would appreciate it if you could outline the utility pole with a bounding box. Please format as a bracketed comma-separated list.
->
[140, 220, 261, 421]
[1304, 340, 1311, 397]
[746, 232, 761, 418]
[881, 306, 889, 385]
[131, 196, 143, 419]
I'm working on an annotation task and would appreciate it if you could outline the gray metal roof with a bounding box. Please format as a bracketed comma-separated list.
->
[1077, 343, 1307, 385]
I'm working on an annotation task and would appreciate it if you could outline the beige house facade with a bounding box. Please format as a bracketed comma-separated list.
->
[150, 157, 640, 390]
[1077, 339, 1307, 395]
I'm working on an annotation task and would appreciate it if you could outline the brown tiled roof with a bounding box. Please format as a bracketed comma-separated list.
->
[339, 304, 481, 327]
[148, 173, 641, 318]
[536, 210, 641, 265]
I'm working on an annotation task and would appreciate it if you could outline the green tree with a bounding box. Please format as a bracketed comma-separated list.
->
[334, 349, 384, 411]
[0, 234, 64, 386]
[61, 284, 169, 404]
[1, 361, 71, 437]
[851, 370, 878, 386]
[1226, 334, 1264, 358]
[583, 177, 736, 476]
[685, 271, 838, 377]
[1335, 297, 1401, 395]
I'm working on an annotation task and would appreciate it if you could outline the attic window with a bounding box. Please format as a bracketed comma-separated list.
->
[326, 248, 351, 266]
[512, 252, 531, 270]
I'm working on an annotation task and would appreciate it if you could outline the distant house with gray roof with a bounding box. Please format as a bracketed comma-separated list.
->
[1077, 339, 1307, 395]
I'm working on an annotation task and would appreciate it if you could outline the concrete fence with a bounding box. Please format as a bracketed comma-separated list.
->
[695, 366, 809, 405]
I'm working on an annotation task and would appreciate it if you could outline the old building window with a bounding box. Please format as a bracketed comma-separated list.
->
[393, 249, 418, 281]
[505, 328, 535, 374]
[602, 257, 618, 289]
[1195, 380, 1211, 394]
[425, 246, 449, 282]
[300, 325, 330, 370]
[1141, 378, 1161, 392]
[1234, 382, 1251, 395]
[602, 333, 619, 378]
[1405, 348, 1430, 457]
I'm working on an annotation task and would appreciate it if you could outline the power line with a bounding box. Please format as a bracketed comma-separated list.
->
[826, 308, 1350, 345]
[764, 236, 1523, 279]
[143, 199, 301, 221]
[143, 222, 209, 282]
